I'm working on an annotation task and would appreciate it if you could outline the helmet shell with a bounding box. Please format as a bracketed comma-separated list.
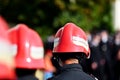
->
[8, 24, 45, 69]
[53, 23, 90, 58]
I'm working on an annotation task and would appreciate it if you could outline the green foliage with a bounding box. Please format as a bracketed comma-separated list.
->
[53, 0, 113, 32]
[0, 0, 114, 41]
[53, 10, 93, 31]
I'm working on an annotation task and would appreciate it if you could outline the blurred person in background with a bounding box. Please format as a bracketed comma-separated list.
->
[86, 31, 92, 44]
[112, 31, 120, 80]
[89, 32, 106, 80]
[99, 30, 114, 80]
[0, 16, 16, 80]
[8, 24, 45, 80]
[49, 23, 97, 80]
[44, 35, 55, 80]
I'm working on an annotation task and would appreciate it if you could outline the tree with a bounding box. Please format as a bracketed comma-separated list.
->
[0, 0, 113, 41]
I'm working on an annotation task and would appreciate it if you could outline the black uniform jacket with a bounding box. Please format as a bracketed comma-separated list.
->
[50, 64, 96, 80]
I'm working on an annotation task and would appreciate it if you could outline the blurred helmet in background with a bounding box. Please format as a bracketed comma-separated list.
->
[8, 24, 45, 69]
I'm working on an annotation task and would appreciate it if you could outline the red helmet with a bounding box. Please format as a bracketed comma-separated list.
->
[0, 16, 16, 79]
[8, 24, 45, 69]
[53, 23, 90, 58]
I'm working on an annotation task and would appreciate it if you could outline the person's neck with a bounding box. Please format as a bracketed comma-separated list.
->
[64, 59, 79, 65]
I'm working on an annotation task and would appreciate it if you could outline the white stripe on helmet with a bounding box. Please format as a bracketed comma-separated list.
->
[72, 36, 89, 51]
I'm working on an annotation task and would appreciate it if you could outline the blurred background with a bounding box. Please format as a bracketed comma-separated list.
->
[0, 0, 119, 41]
[0, 0, 120, 80]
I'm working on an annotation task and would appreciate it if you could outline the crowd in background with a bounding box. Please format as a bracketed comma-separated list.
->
[85, 30, 120, 80]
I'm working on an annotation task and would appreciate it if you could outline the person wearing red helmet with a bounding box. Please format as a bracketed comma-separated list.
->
[8, 24, 45, 80]
[49, 23, 97, 80]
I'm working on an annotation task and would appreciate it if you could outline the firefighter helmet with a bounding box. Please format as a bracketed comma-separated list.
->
[53, 23, 90, 58]
[8, 24, 45, 69]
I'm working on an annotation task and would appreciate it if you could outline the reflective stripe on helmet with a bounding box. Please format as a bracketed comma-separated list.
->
[10, 44, 17, 56]
[53, 36, 89, 52]
[72, 36, 89, 51]
[30, 46, 44, 59]
[53, 38, 59, 48]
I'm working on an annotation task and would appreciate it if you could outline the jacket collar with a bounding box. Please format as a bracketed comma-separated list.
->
[60, 63, 83, 72]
